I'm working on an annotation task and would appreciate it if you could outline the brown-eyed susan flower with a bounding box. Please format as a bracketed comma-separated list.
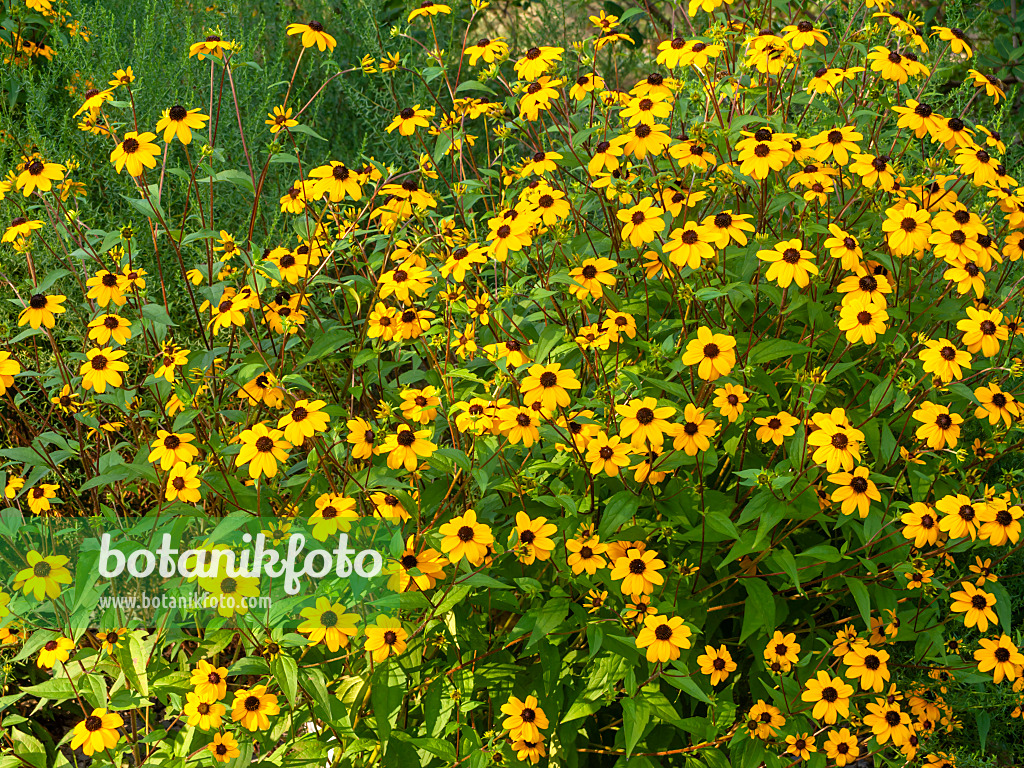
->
[87, 313, 132, 346]
[37, 635, 75, 668]
[15, 158, 65, 196]
[746, 700, 785, 739]
[26, 483, 60, 514]
[237, 373, 286, 408]
[231, 685, 279, 731]
[603, 311, 637, 342]
[439, 509, 493, 566]
[785, 733, 817, 761]
[381, 425, 436, 470]
[829, 467, 880, 517]
[266, 105, 297, 133]
[967, 69, 1005, 103]
[234, 422, 290, 479]
[702, 210, 754, 248]
[286, 21, 337, 51]
[189, 34, 235, 59]
[843, 642, 891, 692]
[566, 535, 607, 575]
[80, 347, 129, 394]
[95, 628, 126, 655]
[969, 556, 997, 586]
[670, 404, 717, 455]
[617, 398, 674, 448]
[364, 616, 408, 662]
[958, 307, 1007, 358]
[933, 26, 972, 57]
[912, 402, 962, 450]
[682, 326, 736, 381]
[802, 671, 853, 724]
[737, 134, 791, 179]
[697, 645, 737, 685]
[838, 297, 888, 345]
[782, 20, 828, 48]
[586, 432, 632, 476]
[148, 431, 200, 470]
[464, 36, 508, 65]
[156, 106, 209, 145]
[974, 635, 1024, 683]
[500, 695, 548, 742]
[758, 239, 818, 288]
[610, 547, 665, 596]
[14, 551, 71, 600]
[511, 738, 546, 765]
[2, 217, 43, 243]
[18, 293, 66, 329]
[978, 503, 1022, 546]
[513, 45, 563, 80]
[867, 46, 913, 83]
[500, 406, 542, 446]
[86, 269, 127, 307]
[278, 399, 330, 445]
[849, 152, 897, 190]
[568, 258, 616, 299]
[755, 411, 799, 445]
[0, 351, 21, 395]
[166, 463, 202, 503]
[311, 494, 358, 540]
[936, 493, 982, 540]
[520, 363, 580, 411]
[974, 383, 1020, 427]
[209, 733, 240, 763]
[635, 614, 693, 663]
[883, 203, 931, 255]
[388, 536, 447, 592]
[809, 126, 863, 166]
[387, 105, 434, 136]
[110, 131, 161, 176]
[763, 630, 801, 672]
[512, 512, 557, 565]
[189, 660, 228, 702]
[712, 384, 747, 422]
[822, 728, 860, 766]
[863, 699, 913, 746]
[183, 691, 225, 730]
[342, 418, 377, 462]
[399, 387, 440, 425]
[807, 415, 863, 472]
[4, 476, 25, 500]
[617, 197, 665, 247]
[70, 708, 123, 755]
[298, 597, 358, 651]
[950, 581, 997, 632]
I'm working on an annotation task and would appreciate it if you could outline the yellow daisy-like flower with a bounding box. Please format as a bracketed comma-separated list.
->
[286, 21, 337, 51]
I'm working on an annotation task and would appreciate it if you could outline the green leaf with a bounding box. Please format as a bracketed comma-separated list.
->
[989, 580, 1012, 633]
[115, 633, 150, 697]
[534, 324, 564, 363]
[768, 547, 801, 592]
[747, 339, 811, 365]
[844, 577, 871, 629]
[11, 729, 46, 768]
[740, 578, 776, 642]
[622, 697, 650, 757]
[976, 711, 991, 752]
[272, 654, 298, 707]
[599, 491, 639, 537]
[20, 679, 76, 702]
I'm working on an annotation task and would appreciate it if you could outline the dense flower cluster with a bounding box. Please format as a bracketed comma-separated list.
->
[1, 0, 1023, 765]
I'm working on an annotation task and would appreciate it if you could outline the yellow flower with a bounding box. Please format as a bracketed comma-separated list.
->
[286, 21, 337, 51]
[70, 709, 124, 755]
[363, 616, 408, 662]
[155, 106, 209, 145]
[109, 131, 161, 176]
[231, 685, 279, 731]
